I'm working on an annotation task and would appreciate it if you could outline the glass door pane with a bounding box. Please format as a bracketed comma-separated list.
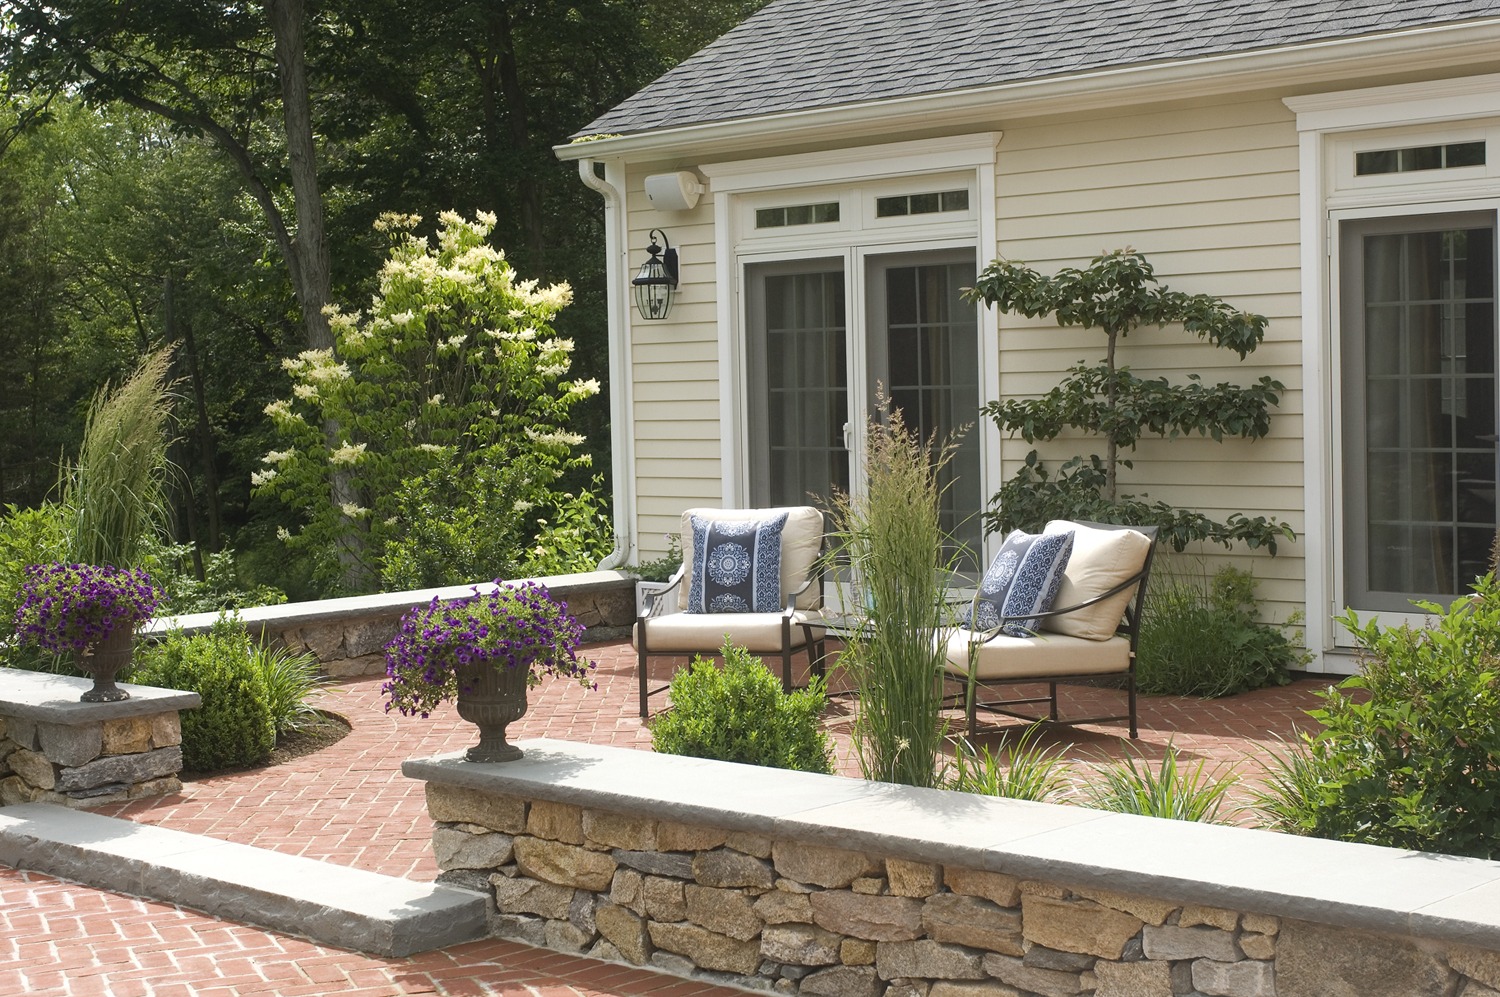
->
[1342, 214, 1497, 612]
[868, 251, 983, 576]
[747, 260, 849, 512]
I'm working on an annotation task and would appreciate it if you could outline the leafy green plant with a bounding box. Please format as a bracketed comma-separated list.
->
[1250, 735, 1344, 837]
[627, 533, 683, 583]
[1256, 577, 1500, 858]
[947, 726, 1073, 803]
[64, 346, 175, 569]
[1082, 744, 1239, 823]
[964, 250, 1294, 554]
[0, 502, 71, 670]
[139, 536, 287, 615]
[254, 211, 600, 593]
[829, 395, 957, 788]
[248, 641, 324, 738]
[521, 476, 617, 577]
[1137, 562, 1302, 697]
[128, 616, 275, 771]
[651, 640, 834, 774]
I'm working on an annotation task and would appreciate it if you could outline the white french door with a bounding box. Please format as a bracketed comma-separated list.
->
[746, 247, 983, 576]
[1338, 211, 1499, 618]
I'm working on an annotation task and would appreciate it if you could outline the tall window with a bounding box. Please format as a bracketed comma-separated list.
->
[1341, 213, 1498, 612]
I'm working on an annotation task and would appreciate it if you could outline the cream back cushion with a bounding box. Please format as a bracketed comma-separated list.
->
[678, 507, 824, 612]
[1040, 521, 1152, 641]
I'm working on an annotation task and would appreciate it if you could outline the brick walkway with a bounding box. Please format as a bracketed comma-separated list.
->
[0, 639, 1336, 995]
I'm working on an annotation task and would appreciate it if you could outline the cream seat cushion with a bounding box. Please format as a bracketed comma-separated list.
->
[941, 629, 1132, 680]
[1040, 520, 1152, 640]
[633, 611, 826, 653]
[678, 506, 824, 612]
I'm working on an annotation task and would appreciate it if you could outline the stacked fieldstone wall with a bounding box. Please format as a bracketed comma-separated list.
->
[423, 782, 1500, 997]
[151, 571, 637, 676]
[0, 709, 185, 808]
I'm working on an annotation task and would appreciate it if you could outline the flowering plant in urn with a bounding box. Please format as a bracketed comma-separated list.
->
[13, 562, 160, 702]
[383, 580, 594, 760]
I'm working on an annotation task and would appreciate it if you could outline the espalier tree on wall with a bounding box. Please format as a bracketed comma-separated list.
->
[964, 250, 1296, 554]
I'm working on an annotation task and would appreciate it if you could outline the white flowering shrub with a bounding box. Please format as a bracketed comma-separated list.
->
[254, 211, 602, 592]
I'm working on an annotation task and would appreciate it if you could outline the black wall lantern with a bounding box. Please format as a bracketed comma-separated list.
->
[632, 228, 678, 321]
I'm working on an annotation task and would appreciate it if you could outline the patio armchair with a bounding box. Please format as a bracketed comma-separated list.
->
[941, 520, 1158, 739]
[633, 506, 827, 717]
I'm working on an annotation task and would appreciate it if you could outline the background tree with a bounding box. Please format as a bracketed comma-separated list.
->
[254, 212, 600, 593]
[966, 250, 1296, 553]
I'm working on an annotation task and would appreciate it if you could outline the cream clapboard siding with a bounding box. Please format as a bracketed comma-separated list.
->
[991, 94, 1306, 617]
[624, 167, 724, 559]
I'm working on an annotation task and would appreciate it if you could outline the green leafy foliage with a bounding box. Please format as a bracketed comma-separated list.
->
[0, 502, 71, 659]
[829, 398, 957, 788]
[1138, 563, 1303, 697]
[128, 617, 275, 771]
[521, 476, 618, 577]
[1254, 577, 1500, 858]
[1082, 744, 1240, 823]
[627, 533, 683, 583]
[947, 726, 1073, 803]
[140, 537, 287, 615]
[964, 250, 1295, 554]
[254, 211, 600, 593]
[651, 641, 834, 774]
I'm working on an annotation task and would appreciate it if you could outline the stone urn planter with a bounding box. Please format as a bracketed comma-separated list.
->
[382, 580, 596, 762]
[454, 661, 530, 762]
[74, 627, 135, 703]
[12, 562, 160, 705]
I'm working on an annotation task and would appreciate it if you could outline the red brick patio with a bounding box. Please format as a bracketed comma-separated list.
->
[0, 639, 1337, 995]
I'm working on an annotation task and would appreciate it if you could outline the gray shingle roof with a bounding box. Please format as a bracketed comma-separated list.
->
[579, 0, 1500, 137]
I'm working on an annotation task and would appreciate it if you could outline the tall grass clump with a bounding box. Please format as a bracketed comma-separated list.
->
[1082, 743, 1240, 823]
[248, 640, 325, 738]
[1137, 560, 1302, 697]
[64, 347, 175, 568]
[948, 725, 1073, 803]
[830, 396, 958, 788]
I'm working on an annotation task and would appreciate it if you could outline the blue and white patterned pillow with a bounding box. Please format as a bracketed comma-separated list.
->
[969, 530, 1074, 636]
[687, 513, 788, 614]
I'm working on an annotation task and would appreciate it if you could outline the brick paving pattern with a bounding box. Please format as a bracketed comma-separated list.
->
[1, 638, 1335, 995]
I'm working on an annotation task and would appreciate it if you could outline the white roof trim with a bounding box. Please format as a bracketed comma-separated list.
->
[555, 19, 1500, 163]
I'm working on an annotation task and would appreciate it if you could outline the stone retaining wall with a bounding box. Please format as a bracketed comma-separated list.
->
[148, 570, 637, 676]
[0, 671, 200, 808]
[404, 741, 1500, 997]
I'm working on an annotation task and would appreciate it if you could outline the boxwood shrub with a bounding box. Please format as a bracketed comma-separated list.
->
[129, 615, 275, 771]
[651, 640, 834, 774]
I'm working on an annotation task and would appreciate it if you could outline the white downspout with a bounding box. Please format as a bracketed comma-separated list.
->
[578, 158, 636, 571]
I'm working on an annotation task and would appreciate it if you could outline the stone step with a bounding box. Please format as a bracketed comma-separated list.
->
[0, 802, 486, 956]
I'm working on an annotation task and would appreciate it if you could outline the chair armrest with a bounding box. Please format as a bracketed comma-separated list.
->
[783, 575, 817, 616]
[638, 565, 687, 622]
[965, 567, 1148, 644]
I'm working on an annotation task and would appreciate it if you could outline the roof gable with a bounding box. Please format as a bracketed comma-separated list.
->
[580, 0, 1500, 137]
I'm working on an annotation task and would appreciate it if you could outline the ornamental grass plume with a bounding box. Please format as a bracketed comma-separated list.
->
[382, 580, 595, 717]
[13, 562, 160, 655]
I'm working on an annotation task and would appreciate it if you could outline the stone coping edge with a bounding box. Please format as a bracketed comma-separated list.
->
[403, 738, 1500, 951]
[0, 668, 201, 722]
[145, 570, 634, 634]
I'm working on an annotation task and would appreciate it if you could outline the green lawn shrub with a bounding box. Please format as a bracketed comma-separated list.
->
[1137, 562, 1302, 697]
[248, 641, 324, 738]
[1255, 575, 1500, 858]
[651, 640, 834, 774]
[129, 616, 275, 771]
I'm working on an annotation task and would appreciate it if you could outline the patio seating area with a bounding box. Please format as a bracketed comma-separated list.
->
[0, 637, 1333, 996]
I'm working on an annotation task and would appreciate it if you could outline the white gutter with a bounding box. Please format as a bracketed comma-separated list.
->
[576, 158, 637, 572]
[555, 19, 1500, 163]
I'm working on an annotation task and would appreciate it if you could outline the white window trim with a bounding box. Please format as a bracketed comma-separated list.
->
[1287, 74, 1500, 668]
[706, 134, 1002, 552]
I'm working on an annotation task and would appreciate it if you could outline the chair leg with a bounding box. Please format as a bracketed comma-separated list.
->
[782, 645, 794, 692]
[1128, 673, 1138, 739]
[1048, 681, 1059, 721]
[637, 645, 649, 718]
